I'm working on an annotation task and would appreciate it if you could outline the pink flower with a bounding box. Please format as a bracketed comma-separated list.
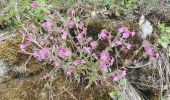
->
[122, 32, 130, 39]
[115, 40, 122, 46]
[42, 20, 55, 30]
[98, 29, 108, 39]
[76, 34, 84, 41]
[100, 51, 110, 61]
[57, 48, 72, 58]
[76, 21, 84, 30]
[72, 60, 79, 66]
[143, 44, 155, 59]
[54, 61, 61, 67]
[39, 39, 48, 46]
[90, 41, 97, 48]
[57, 49, 65, 58]
[53, 12, 60, 17]
[33, 48, 51, 61]
[67, 21, 75, 29]
[66, 69, 73, 76]
[68, 8, 76, 16]
[80, 60, 86, 64]
[111, 69, 126, 81]
[118, 26, 126, 33]
[92, 53, 98, 59]
[31, 2, 37, 9]
[100, 64, 108, 72]
[126, 43, 132, 50]
[27, 34, 34, 42]
[83, 46, 91, 52]
[32, 28, 36, 34]
[108, 58, 114, 67]
[130, 31, 135, 37]
[98, 29, 113, 40]
[19, 44, 26, 51]
[64, 49, 72, 57]
[61, 31, 68, 40]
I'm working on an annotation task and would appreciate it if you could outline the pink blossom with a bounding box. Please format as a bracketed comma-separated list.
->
[64, 49, 72, 57]
[57, 48, 72, 58]
[76, 21, 84, 30]
[98, 29, 113, 40]
[130, 31, 135, 37]
[143, 45, 155, 59]
[98, 29, 109, 39]
[111, 69, 126, 81]
[61, 31, 68, 40]
[100, 64, 108, 72]
[83, 46, 91, 52]
[80, 60, 86, 64]
[122, 32, 130, 39]
[118, 26, 126, 33]
[126, 43, 132, 50]
[54, 61, 61, 67]
[27, 34, 34, 42]
[108, 58, 114, 67]
[32, 28, 36, 34]
[90, 41, 97, 48]
[33, 48, 51, 61]
[107, 32, 114, 40]
[67, 21, 75, 29]
[39, 39, 48, 46]
[100, 51, 110, 61]
[115, 40, 123, 46]
[42, 20, 54, 30]
[31, 2, 37, 9]
[76, 34, 84, 41]
[53, 12, 60, 17]
[68, 8, 76, 16]
[72, 60, 79, 66]
[92, 53, 98, 59]
[66, 69, 73, 76]
[19, 44, 26, 51]
[57, 49, 65, 58]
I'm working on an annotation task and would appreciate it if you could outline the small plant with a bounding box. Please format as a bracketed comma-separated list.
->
[109, 78, 127, 100]
[158, 22, 170, 56]
[18, 3, 142, 84]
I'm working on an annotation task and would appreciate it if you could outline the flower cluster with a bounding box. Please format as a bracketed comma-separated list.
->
[19, 8, 140, 84]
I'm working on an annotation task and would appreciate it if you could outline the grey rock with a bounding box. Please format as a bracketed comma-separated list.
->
[0, 60, 9, 77]
[139, 15, 153, 39]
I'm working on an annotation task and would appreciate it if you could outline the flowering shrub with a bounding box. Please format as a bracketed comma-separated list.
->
[18, 5, 156, 84]
[18, 8, 138, 84]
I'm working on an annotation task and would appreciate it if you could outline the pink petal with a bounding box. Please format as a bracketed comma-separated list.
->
[31, 2, 37, 9]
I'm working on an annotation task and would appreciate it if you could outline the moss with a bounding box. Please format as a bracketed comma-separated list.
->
[0, 70, 113, 100]
[85, 19, 114, 39]
[0, 35, 43, 75]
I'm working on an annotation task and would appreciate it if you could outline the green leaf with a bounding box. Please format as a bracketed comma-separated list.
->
[120, 0, 125, 5]
[160, 41, 168, 48]
[115, 11, 120, 16]
[109, 92, 116, 98]
[165, 27, 170, 33]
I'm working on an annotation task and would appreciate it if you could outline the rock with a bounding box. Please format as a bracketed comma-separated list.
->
[139, 15, 153, 39]
[0, 60, 9, 77]
[0, 60, 9, 82]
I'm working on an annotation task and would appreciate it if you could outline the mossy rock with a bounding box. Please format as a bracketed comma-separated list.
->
[0, 35, 43, 75]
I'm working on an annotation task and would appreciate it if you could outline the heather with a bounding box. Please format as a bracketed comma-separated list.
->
[0, 0, 170, 100]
